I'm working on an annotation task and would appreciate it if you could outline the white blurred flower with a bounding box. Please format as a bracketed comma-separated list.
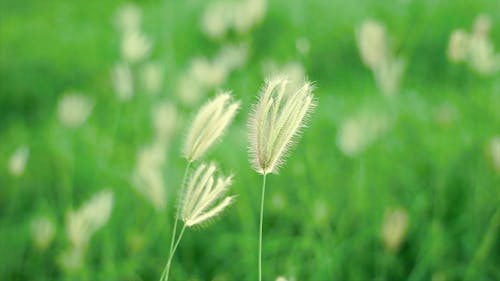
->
[111, 61, 134, 101]
[191, 56, 228, 88]
[233, 0, 266, 35]
[66, 189, 114, 249]
[473, 13, 491, 38]
[153, 101, 178, 145]
[201, 1, 232, 40]
[201, 0, 266, 39]
[114, 3, 142, 33]
[177, 44, 247, 106]
[356, 20, 388, 69]
[468, 33, 498, 75]
[31, 216, 56, 251]
[141, 61, 164, 95]
[337, 109, 390, 157]
[216, 43, 248, 71]
[356, 19, 404, 96]
[57, 92, 93, 129]
[8, 145, 29, 177]
[121, 30, 152, 64]
[447, 14, 500, 75]
[447, 29, 469, 63]
[133, 144, 167, 211]
[374, 58, 405, 98]
[381, 207, 409, 252]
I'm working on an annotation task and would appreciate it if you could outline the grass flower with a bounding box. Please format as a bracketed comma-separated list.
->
[248, 75, 316, 281]
[448, 29, 469, 63]
[8, 145, 29, 177]
[114, 3, 141, 33]
[59, 189, 114, 271]
[160, 162, 234, 281]
[179, 162, 234, 227]
[381, 207, 409, 253]
[249, 75, 316, 175]
[356, 19, 405, 97]
[66, 189, 114, 250]
[447, 14, 500, 75]
[153, 101, 178, 145]
[176, 45, 248, 106]
[30, 215, 56, 251]
[160, 92, 239, 281]
[133, 144, 167, 211]
[57, 92, 93, 129]
[201, 0, 266, 40]
[356, 20, 388, 70]
[121, 30, 152, 64]
[111, 61, 134, 101]
[336, 107, 391, 157]
[183, 91, 240, 162]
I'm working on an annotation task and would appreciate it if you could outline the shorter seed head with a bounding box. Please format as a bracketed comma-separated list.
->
[180, 162, 235, 227]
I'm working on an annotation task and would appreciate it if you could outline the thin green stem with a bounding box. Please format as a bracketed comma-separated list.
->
[168, 163, 191, 256]
[161, 224, 187, 281]
[160, 162, 191, 281]
[258, 173, 268, 281]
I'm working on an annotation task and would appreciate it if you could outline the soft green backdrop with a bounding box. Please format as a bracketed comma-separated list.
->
[1, 0, 499, 280]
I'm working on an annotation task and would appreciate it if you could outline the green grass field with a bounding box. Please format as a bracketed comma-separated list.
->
[1, 0, 499, 280]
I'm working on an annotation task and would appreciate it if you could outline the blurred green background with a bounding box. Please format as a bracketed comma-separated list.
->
[1, 0, 499, 280]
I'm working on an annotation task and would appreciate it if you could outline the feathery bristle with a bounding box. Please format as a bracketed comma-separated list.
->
[183, 92, 240, 162]
[248, 75, 316, 174]
[180, 162, 234, 227]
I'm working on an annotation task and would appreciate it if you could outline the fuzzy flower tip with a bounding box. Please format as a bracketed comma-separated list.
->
[183, 92, 240, 162]
[248, 75, 316, 175]
[180, 162, 234, 227]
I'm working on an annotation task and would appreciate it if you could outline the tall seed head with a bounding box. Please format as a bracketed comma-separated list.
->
[248, 75, 316, 174]
[183, 92, 240, 162]
[180, 162, 235, 227]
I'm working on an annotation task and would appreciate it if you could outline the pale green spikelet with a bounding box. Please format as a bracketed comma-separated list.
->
[180, 162, 234, 227]
[248, 75, 316, 175]
[183, 92, 240, 162]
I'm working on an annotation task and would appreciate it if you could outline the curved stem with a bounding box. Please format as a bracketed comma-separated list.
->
[161, 224, 187, 281]
[160, 162, 191, 281]
[168, 163, 191, 256]
[258, 174, 268, 281]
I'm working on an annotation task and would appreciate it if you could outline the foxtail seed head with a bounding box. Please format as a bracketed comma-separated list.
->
[183, 92, 240, 162]
[248, 75, 316, 175]
[180, 162, 234, 227]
